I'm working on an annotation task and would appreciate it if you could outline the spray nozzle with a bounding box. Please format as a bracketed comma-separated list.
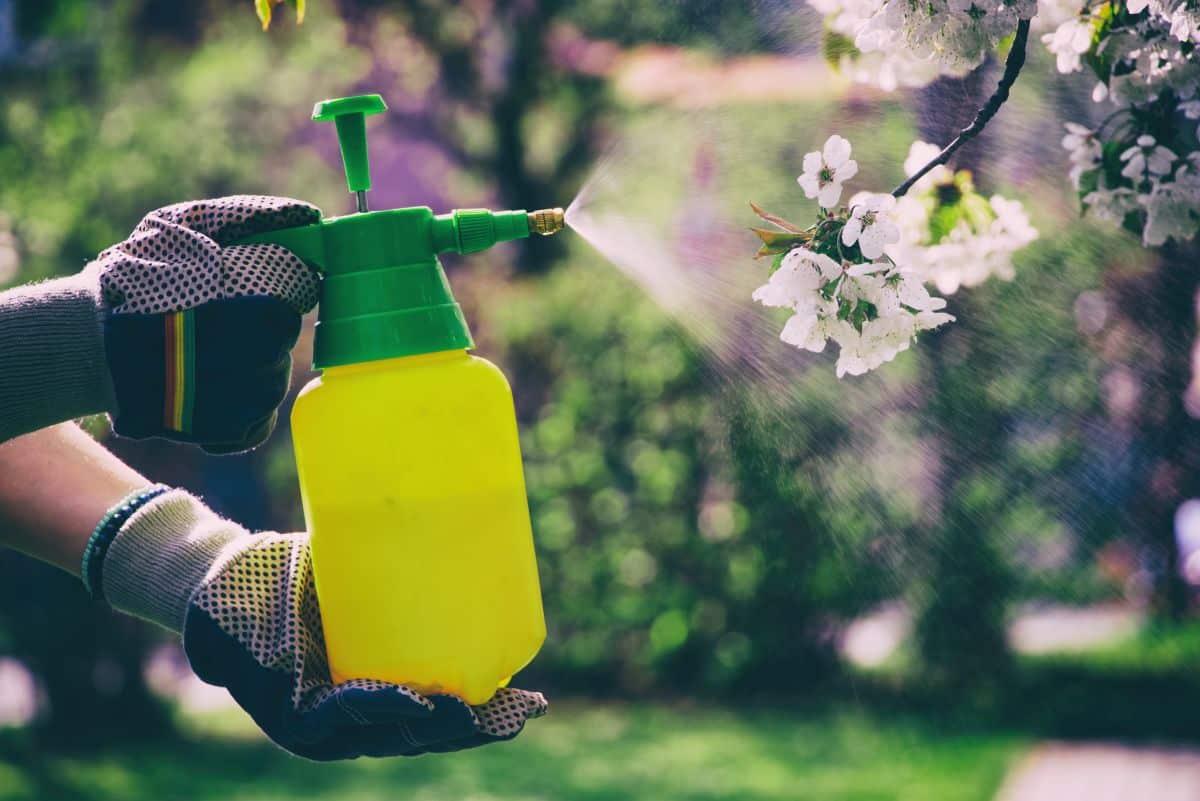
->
[528, 208, 565, 236]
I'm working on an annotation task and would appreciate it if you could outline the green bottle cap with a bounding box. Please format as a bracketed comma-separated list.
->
[312, 94, 387, 194]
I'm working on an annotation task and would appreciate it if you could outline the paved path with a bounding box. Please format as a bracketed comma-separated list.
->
[839, 603, 1143, 668]
[996, 743, 1200, 801]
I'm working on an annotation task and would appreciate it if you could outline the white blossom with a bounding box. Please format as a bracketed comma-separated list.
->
[1120, 134, 1177, 182]
[1032, 0, 1086, 31]
[752, 247, 841, 309]
[1043, 17, 1094, 72]
[842, 193, 900, 259]
[781, 301, 841, 353]
[1181, 99, 1200, 140]
[903, 140, 953, 194]
[1062, 122, 1101, 187]
[1140, 164, 1200, 245]
[799, 135, 860, 208]
[1169, 6, 1200, 43]
[855, 0, 1036, 74]
[1083, 187, 1141, 224]
[808, 0, 947, 89]
[885, 143, 1037, 294]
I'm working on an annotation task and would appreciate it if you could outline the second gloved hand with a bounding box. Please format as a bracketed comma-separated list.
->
[90, 488, 547, 760]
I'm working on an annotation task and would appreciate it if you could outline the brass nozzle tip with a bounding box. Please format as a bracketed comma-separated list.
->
[528, 207, 565, 236]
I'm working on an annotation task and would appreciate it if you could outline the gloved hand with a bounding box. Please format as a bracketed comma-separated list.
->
[89, 488, 547, 760]
[0, 196, 320, 451]
[95, 196, 321, 453]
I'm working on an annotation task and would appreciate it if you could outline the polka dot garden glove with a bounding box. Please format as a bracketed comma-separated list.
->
[0, 196, 322, 447]
[93, 196, 321, 453]
[90, 488, 547, 761]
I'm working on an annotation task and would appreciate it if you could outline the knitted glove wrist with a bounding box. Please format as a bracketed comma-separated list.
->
[101, 489, 245, 631]
[97, 489, 547, 760]
[0, 274, 116, 442]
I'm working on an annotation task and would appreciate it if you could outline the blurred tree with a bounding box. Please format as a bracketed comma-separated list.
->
[908, 69, 1017, 689]
[1110, 241, 1200, 619]
[563, 0, 784, 54]
[332, 0, 776, 273]
[327, 0, 608, 273]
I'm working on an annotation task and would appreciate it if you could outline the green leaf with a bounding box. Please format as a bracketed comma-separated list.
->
[258, 0, 304, 29]
[1076, 168, 1099, 203]
[960, 191, 994, 229]
[1083, 7, 1113, 79]
[751, 227, 807, 258]
[821, 29, 859, 69]
[1121, 210, 1144, 237]
[255, 0, 272, 30]
[1100, 139, 1127, 190]
[928, 200, 966, 244]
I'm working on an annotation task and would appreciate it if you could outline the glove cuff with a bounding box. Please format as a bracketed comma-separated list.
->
[101, 488, 247, 632]
[0, 273, 117, 442]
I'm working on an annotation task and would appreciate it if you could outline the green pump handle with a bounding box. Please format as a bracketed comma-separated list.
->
[312, 94, 387, 210]
[235, 94, 563, 370]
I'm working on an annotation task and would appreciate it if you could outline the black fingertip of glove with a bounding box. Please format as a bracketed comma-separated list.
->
[184, 606, 312, 748]
[352, 695, 480, 757]
[185, 606, 367, 761]
[202, 355, 291, 449]
[337, 684, 436, 723]
[302, 683, 435, 736]
[106, 297, 297, 450]
[195, 297, 303, 368]
[199, 410, 277, 455]
[406, 694, 484, 743]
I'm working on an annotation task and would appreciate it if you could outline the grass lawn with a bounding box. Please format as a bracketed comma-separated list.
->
[0, 702, 1028, 801]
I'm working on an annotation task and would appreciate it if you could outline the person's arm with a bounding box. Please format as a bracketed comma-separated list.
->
[0, 422, 146, 575]
[0, 275, 116, 442]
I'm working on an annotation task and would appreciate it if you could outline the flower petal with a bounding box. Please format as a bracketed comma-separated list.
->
[823, 135, 852, 168]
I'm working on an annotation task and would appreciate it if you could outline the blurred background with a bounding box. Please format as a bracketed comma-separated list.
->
[3, 1, 1200, 799]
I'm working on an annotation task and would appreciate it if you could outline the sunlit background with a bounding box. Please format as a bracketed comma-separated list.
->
[3, 1, 1200, 799]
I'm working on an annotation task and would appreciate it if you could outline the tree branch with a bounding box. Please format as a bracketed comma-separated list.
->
[891, 18, 1031, 198]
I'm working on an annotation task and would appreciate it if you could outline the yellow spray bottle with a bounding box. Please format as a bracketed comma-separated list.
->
[237, 94, 562, 704]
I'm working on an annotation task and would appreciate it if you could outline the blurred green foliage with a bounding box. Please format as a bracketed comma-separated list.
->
[490, 256, 907, 693]
[1, 2, 362, 285]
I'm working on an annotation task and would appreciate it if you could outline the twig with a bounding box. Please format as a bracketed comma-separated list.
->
[891, 18, 1031, 198]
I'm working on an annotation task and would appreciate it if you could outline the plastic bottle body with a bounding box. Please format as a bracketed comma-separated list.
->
[291, 349, 545, 705]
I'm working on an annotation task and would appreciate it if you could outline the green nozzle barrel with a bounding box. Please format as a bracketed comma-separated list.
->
[432, 209, 531, 254]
